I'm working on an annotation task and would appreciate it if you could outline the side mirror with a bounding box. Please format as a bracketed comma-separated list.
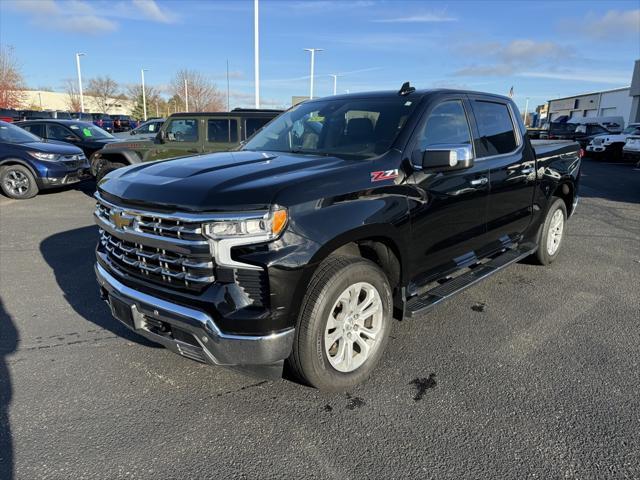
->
[156, 130, 165, 143]
[64, 135, 79, 143]
[421, 144, 474, 171]
[129, 129, 136, 135]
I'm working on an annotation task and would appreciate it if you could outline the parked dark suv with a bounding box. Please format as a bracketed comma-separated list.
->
[0, 120, 88, 199]
[16, 119, 120, 160]
[110, 115, 134, 132]
[91, 113, 114, 132]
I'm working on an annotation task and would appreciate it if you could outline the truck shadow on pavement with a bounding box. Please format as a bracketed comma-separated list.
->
[0, 298, 18, 480]
[39, 225, 158, 348]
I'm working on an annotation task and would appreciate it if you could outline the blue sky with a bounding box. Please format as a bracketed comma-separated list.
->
[1, 0, 639, 111]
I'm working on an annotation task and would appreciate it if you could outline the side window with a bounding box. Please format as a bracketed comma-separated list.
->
[473, 101, 518, 157]
[165, 119, 199, 142]
[244, 118, 270, 140]
[417, 100, 471, 150]
[22, 124, 44, 138]
[46, 124, 74, 141]
[207, 119, 238, 143]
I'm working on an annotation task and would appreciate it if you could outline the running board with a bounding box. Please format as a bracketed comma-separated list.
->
[406, 243, 537, 318]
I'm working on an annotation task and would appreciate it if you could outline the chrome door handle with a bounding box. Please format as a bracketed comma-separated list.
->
[521, 167, 535, 174]
[470, 177, 488, 186]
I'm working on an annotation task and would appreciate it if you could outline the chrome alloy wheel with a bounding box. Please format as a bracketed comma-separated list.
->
[547, 209, 564, 255]
[324, 282, 384, 373]
[3, 169, 30, 196]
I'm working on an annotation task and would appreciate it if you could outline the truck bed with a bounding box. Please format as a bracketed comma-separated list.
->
[531, 139, 580, 158]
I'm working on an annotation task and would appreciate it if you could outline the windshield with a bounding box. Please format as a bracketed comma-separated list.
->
[0, 121, 42, 144]
[68, 122, 114, 139]
[243, 97, 419, 159]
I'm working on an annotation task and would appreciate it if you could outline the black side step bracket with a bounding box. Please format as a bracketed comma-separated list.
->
[406, 243, 536, 318]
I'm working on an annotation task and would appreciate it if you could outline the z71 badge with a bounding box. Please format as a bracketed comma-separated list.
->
[370, 169, 399, 182]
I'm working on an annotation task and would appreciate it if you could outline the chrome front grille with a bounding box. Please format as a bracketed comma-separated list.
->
[95, 195, 215, 290]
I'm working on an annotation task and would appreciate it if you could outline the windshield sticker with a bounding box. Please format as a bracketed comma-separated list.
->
[371, 169, 399, 182]
[83, 128, 93, 137]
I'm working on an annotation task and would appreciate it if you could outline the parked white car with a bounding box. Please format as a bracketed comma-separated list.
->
[586, 123, 640, 160]
[114, 119, 165, 140]
[622, 135, 640, 164]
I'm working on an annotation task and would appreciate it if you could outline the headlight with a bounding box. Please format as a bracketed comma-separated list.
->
[27, 151, 59, 161]
[203, 207, 288, 240]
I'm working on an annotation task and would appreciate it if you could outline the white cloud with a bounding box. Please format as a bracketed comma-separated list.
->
[132, 0, 175, 23]
[373, 12, 457, 23]
[582, 9, 640, 39]
[5, 0, 177, 35]
[454, 39, 574, 77]
[517, 71, 630, 85]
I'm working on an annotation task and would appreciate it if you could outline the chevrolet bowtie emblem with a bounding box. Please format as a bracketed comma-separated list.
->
[110, 209, 134, 229]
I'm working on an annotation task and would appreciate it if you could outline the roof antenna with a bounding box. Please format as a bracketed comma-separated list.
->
[398, 81, 415, 96]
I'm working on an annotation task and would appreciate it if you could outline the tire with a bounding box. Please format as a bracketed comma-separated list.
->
[288, 255, 393, 391]
[96, 161, 126, 182]
[534, 197, 567, 265]
[0, 165, 39, 199]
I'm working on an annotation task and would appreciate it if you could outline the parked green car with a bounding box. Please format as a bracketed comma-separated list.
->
[91, 109, 281, 181]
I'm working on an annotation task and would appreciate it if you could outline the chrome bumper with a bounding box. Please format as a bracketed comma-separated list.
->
[95, 263, 294, 367]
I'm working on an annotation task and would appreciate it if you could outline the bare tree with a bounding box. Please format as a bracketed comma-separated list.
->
[86, 76, 120, 113]
[0, 45, 26, 109]
[63, 79, 81, 112]
[169, 69, 225, 112]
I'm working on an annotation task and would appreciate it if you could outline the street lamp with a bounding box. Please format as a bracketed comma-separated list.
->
[141, 68, 148, 121]
[254, 0, 260, 109]
[304, 48, 323, 99]
[329, 74, 339, 96]
[184, 78, 189, 112]
[75, 53, 86, 113]
[523, 97, 530, 127]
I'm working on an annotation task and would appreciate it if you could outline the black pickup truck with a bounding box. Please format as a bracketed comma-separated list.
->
[94, 85, 581, 390]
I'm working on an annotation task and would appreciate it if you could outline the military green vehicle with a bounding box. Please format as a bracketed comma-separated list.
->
[91, 109, 282, 181]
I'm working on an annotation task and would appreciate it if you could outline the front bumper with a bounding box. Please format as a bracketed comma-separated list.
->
[95, 263, 295, 368]
[40, 169, 91, 187]
[622, 150, 640, 162]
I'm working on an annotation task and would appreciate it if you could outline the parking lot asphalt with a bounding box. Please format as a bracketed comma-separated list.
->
[0, 158, 639, 479]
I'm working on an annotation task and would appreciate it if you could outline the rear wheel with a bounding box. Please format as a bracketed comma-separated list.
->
[534, 197, 567, 265]
[96, 161, 126, 182]
[0, 165, 39, 199]
[289, 256, 393, 391]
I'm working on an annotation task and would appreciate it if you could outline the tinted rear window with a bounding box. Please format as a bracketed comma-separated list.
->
[208, 119, 238, 143]
[473, 101, 517, 156]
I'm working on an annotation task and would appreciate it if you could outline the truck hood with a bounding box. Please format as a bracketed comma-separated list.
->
[99, 150, 353, 212]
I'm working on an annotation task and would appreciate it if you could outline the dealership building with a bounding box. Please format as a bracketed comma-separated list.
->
[545, 59, 640, 126]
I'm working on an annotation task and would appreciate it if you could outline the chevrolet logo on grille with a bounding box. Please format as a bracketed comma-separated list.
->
[110, 209, 134, 229]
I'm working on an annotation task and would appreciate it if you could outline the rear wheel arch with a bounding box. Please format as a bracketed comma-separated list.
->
[552, 181, 575, 216]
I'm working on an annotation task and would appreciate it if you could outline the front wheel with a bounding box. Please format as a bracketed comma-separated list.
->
[289, 256, 393, 391]
[96, 161, 126, 182]
[0, 165, 39, 199]
[534, 197, 567, 265]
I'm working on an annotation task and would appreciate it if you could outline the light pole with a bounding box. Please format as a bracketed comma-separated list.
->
[523, 97, 530, 126]
[75, 53, 86, 113]
[184, 78, 189, 112]
[141, 68, 148, 121]
[304, 48, 323, 99]
[329, 74, 339, 95]
[254, 0, 260, 108]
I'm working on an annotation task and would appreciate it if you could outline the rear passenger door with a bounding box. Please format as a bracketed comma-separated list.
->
[204, 118, 239, 153]
[148, 117, 202, 161]
[407, 96, 492, 278]
[469, 96, 535, 246]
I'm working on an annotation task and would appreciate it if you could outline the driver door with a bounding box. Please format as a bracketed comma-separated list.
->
[147, 117, 202, 161]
